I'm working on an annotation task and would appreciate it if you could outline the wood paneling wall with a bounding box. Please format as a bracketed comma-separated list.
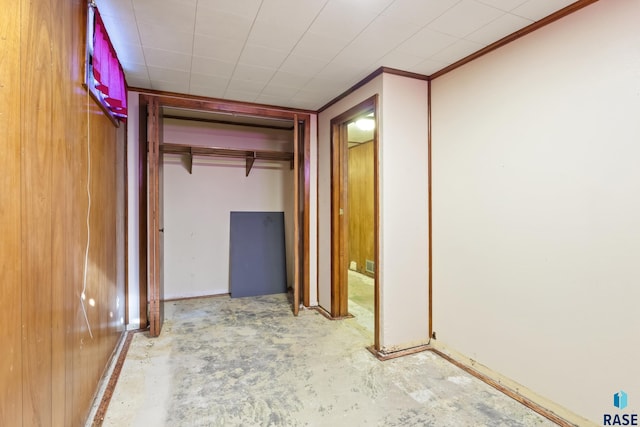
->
[0, 0, 126, 426]
[348, 142, 375, 276]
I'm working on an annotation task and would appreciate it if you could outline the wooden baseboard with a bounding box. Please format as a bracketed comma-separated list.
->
[427, 341, 595, 427]
[367, 344, 431, 361]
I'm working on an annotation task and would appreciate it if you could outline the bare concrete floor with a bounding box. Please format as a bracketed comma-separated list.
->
[98, 294, 556, 427]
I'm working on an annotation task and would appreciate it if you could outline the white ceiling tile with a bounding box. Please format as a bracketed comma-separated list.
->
[113, 43, 145, 67]
[247, 21, 304, 51]
[512, 0, 578, 21]
[466, 13, 533, 45]
[314, 61, 370, 84]
[224, 89, 259, 103]
[227, 79, 268, 93]
[255, 0, 328, 30]
[138, 23, 193, 53]
[144, 48, 192, 71]
[238, 44, 290, 69]
[188, 84, 226, 99]
[253, 94, 292, 108]
[196, 0, 262, 20]
[411, 58, 449, 75]
[125, 77, 151, 88]
[151, 79, 190, 94]
[232, 63, 276, 84]
[193, 34, 244, 63]
[300, 77, 348, 94]
[397, 27, 457, 58]
[279, 54, 328, 76]
[349, 14, 422, 57]
[189, 73, 229, 89]
[95, 0, 134, 18]
[476, 0, 529, 12]
[147, 66, 190, 82]
[100, 15, 141, 47]
[191, 57, 235, 78]
[291, 33, 349, 62]
[431, 38, 485, 63]
[329, 0, 396, 16]
[194, 9, 253, 40]
[133, 0, 197, 32]
[381, 0, 461, 27]
[260, 84, 302, 98]
[379, 50, 429, 71]
[121, 62, 149, 75]
[308, 0, 379, 41]
[269, 71, 311, 88]
[428, 0, 505, 38]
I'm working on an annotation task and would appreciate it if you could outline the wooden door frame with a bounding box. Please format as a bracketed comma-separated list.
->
[143, 93, 312, 331]
[330, 95, 380, 350]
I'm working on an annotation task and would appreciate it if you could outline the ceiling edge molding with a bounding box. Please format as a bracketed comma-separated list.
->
[430, 0, 600, 80]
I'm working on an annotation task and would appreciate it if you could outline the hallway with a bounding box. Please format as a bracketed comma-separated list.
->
[93, 295, 554, 427]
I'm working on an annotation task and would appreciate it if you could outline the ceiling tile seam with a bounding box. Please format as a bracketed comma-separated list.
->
[187, 0, 200, 93]
[254, 0, 331, 103]
[287, 0, 401, 104]
[130, 0, 151, 85]
[370, 0, 470, 69]
[294, 0, 463, 101]
[462, 11, 528, 45]
[222, 0, 265, 100]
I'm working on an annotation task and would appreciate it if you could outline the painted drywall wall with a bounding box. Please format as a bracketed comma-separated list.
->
[379, 73, 430, 351]
[318, 73, 430, 351]
[163, 120, 294, 299]
[431, 0, 640, 423]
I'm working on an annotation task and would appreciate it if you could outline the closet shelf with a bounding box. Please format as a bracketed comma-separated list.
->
[161, 142, 294, 176]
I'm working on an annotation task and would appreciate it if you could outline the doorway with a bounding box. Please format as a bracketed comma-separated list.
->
[331, 95, 379, 349]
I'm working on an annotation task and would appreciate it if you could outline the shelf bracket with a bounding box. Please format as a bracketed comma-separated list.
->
[246, 151, 256, 176]
[184, 147, 193, 174]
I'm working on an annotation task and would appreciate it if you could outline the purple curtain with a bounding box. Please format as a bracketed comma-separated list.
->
[92, 9, 127, 118]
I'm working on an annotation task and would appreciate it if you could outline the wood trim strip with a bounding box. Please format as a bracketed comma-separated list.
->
[293, 114, 300, 316]
[430, 0, 599, 80]
[367, 344, 431, 361]
[303, 118, 311, 307]
[164, 114, 295, 131]
[427, 348, 576, 427]
[133, 88, 315, 117]
[372, 97, 380, 351]
[427, 80, 433, 339]
[91, 330, 141, 426]
[309, 306, 354, 320]
[319, 67, 428, 113]
[163, 293, 230, 302]
[161, 143, 294, 162]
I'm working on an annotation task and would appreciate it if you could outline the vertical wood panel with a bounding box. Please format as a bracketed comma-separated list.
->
[50, 0, 72, 424]
[21, 0, 53, 424]
[1, 0, 127, 424]
[348, 142, 375, 276]
[0, 0, 23, 424]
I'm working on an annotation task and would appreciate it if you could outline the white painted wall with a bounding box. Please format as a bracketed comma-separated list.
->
[379, 73, 429, 351]
[318, 74, 430, 351]
[163, 119, 294, 299]
[431, 0, 640, 423]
